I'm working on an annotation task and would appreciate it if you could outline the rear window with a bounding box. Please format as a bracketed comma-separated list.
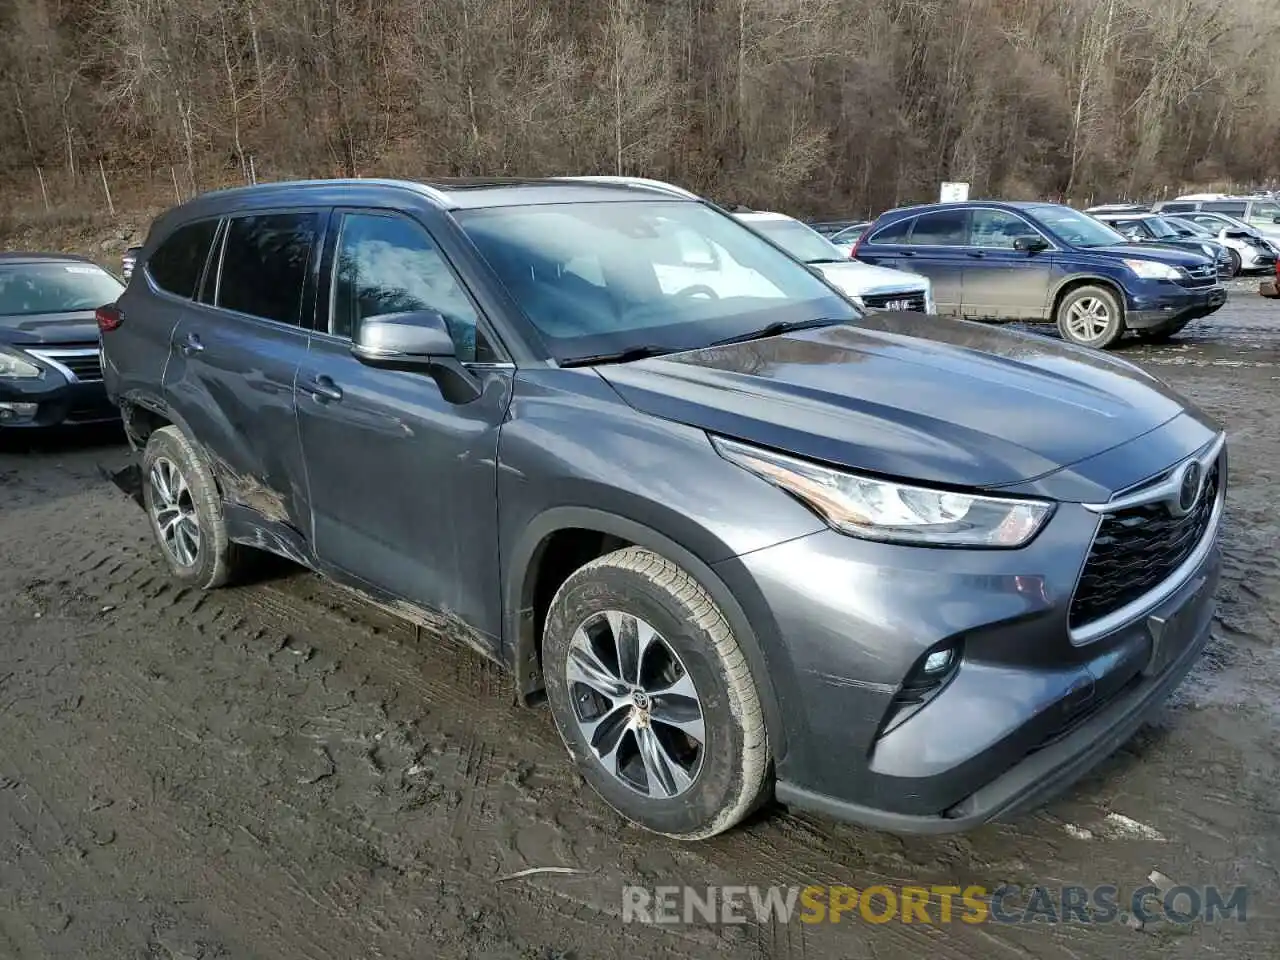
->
[1203, 201, 1247, 216]
[909, 210, 969, 245]
[0, 262, 124, 319]
[1158, 202, 1196, 213]
[147, 219, 219, 298]
[216, 213, 320, 325]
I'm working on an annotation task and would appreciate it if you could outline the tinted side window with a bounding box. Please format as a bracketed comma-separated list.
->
[970, 210, 1039, 248]
[331, 213, 487, 361]
[217, 213, 319, 325]
[147, 219, 218, 298]
[909, 210, 969, 245]
[1203, 201, 1247, 216]
[1159, 202, 1195, 213]
[867, 218, 912, 244]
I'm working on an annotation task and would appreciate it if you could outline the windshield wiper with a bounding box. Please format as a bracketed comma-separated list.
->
[806, 257, 848, 264]
[559, 344, 676, 368]
[706, 317, 843, 348]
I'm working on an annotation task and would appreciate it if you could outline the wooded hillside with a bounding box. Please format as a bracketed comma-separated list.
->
[2, 0, 1278, 216]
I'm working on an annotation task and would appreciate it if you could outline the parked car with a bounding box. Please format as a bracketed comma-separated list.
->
[0, 252, 123, 428]
[828, 222, 872, 256]
[1153, 196, 1280, 240]
[122, 245, 141, 281]
[1090, 212, 1235, 278]
[855, 201, 1225, 348]
[808, 218, 868, 237]
[1161, 215, 1275, 276]
[1171, 211, 1279, 271]
[733, 211, 933, 313]
[105, 176, 1225, 839]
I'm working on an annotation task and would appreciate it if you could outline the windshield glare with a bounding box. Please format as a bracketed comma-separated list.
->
[1034, 206, 1128, 248]
[0, 262, 123, 319]
[746, 218, 844, 263]
[1144, 217, 1180, 239]
[458, 201, 855, 362]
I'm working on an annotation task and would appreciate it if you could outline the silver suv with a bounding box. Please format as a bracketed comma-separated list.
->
[1153, 196, 1280, 240]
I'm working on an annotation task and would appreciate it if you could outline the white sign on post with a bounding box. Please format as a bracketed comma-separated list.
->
[940, 181, 970, 203]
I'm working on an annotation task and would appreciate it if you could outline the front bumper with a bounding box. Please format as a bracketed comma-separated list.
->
[0, 374, 117, 427]
[712, 433, 1224, 833]
[1126, 282, 1226, 329]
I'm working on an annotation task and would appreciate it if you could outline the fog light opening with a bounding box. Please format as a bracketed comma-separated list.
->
[0, 402, 38, 424]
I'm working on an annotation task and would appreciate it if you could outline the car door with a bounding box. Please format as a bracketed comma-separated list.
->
[163, 210, 320, 534]
[961, 209, 1054, 320]
[895, 209, 969, 315]
[295, 208, 513, 649]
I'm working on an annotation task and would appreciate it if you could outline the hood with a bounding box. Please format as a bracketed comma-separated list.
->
[596, 313, 1190, 492]
[813, 260, 928, 297]
[0, 311, 100, 347]
[1085, 243, 1213, 268]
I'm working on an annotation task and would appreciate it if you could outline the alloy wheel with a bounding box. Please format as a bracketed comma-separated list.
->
[565, 610, 705, 799]
[1065, 296, 1112, 341]
[149, 456, 201, 567]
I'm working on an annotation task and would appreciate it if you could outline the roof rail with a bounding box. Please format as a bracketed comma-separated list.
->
[554, 175, 700, 200]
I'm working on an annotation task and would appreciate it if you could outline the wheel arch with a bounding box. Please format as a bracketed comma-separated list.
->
[505, 506, 788, 761]
[1050, 274, 1128, 323]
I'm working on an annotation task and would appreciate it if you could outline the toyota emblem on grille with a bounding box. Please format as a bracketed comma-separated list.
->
[1171, 460, 1203, 517]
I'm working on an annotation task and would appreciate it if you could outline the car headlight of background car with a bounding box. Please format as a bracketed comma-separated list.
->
[1123, 258, 1184, 281]
[713, 437, 1053, 547]
[0, 348, 44, 379]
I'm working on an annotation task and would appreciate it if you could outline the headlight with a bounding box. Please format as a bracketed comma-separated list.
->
[0, 349, 43, 379]
[1200, 243, 1218, 258]
[1123, 259, 1183, 280]
[713, 437, 1054, 547]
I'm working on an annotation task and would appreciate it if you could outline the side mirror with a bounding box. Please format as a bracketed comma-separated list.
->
[351, 310, 481, 403]
[1012, 236, 1048, 252]
[1271, 215, 1280, 224]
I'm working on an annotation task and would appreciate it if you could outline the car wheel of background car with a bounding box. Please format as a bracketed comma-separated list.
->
[1134, 317, 1191, 344]
[141, 426, 244, 589]
[1056, 285, 1125, 349]
[542, 546, 771, 839]
[1225, 248, 1242, 277]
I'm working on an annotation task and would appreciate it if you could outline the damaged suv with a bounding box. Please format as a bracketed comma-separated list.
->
[102, 177, 1225, 838]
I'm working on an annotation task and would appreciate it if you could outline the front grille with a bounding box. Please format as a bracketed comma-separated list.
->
[31, 348, 102, 382]
[1069, 457, 1221, 631]
[861, 290, 927, 312]
[1176, 263, 1218, 288]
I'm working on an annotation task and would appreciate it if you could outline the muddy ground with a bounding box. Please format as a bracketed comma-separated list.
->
[1, 286, 1277, 960]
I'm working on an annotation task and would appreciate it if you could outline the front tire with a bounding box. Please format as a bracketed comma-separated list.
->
[1056, 285, 1125, 349]
[542, 547, 771, 839]
[141, 426, 244, 589]
[1225, 248, 1242, 278]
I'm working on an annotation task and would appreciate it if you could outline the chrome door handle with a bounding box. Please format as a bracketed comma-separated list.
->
[178, 333, 204, 356]
[301, 375, 344, 404]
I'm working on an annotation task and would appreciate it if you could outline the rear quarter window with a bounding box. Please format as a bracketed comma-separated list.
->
[1203, 201, 1247, 216]
[866, 217, 912, 244]
[146, 219, 219, 298]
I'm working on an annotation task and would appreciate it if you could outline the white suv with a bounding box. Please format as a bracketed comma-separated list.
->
[733, 211, 934, 313]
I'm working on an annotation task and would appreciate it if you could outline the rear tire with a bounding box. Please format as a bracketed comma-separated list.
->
[1056, 285, 1125, 349]
[141, 426, 245, 589]
[542, 547, 771, 839]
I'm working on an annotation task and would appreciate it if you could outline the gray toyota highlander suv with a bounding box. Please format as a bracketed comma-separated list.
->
[101, 177, 1225, 838]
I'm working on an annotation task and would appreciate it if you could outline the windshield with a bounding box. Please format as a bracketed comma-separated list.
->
[1143, 217, 1181, 239]
[1033, 206, 1128, 248]
[745, 218, 844, 263]
[457, 201, 856, 363]
[0, 262, 123, 319]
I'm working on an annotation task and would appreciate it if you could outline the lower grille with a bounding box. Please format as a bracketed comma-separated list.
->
[862, 290, 927, 312]
[1069, 457, 1221, 631]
